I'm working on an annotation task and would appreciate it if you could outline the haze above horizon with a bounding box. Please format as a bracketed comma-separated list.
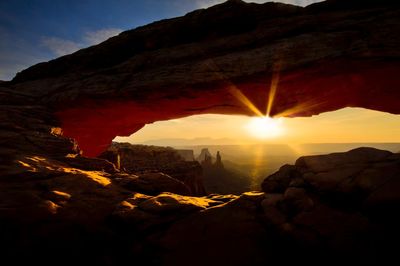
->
[114, 107, 400, 146]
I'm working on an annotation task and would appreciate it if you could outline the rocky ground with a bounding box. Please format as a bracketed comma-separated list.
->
[1, 83, 399, 264]
[1, 0, 400, 265]
[100, 142, 206, 196]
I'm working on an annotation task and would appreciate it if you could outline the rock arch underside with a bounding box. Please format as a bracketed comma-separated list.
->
[1, 0, 400, 265]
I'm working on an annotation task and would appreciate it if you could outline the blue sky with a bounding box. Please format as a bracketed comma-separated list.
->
[0, 0, 322, 80]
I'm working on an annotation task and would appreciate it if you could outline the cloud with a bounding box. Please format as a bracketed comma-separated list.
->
[84, 28, 123, 45]
[41, 27, 123, 57]
[195, 0, 223, 8]
[41, 37, 82, 57]
[195, 0, 324, 8]
[273, 0, 324, 6]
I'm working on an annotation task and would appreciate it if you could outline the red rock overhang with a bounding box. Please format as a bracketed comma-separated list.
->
[9, 0, 400, 156]
[56, 59, 400, 156]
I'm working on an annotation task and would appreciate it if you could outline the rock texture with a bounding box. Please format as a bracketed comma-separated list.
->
[100, 143, 206, 195]
[114, 173, 192, 196]
[4, 0, 400, 156]
[259, 147, 400, 263]
[1, 0, 400, 265]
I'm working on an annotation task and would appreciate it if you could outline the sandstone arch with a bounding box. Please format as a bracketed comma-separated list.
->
[8, 0, 400, 157]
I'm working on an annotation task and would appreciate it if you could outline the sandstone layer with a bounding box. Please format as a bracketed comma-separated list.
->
[5, 0, 400, 156]
[0, 0, 400, 265]
[100, 143, 206, 195]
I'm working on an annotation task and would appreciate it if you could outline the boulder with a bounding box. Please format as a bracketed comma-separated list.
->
[1, 1, 400, 264]
[261, 193, 287, 225]
[262, 148, 400, 200]
[157, 193, 268, 266]
[116, 172, 191, 195]
[261, 164, 301, 193]
[138, 192, 220, 213]
[284, 187, 314, 212]
[295, 147, 392, 172]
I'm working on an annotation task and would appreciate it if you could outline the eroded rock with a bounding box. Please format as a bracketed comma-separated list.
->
[4, 0, 399, 156]
[1, 1, 400, 265]
[100, 143, 205, 195]
[115, 172, 191, 196]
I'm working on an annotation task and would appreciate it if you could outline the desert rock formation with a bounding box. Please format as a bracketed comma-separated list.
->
[4, 0, 400, 156]
[1, 0, 400, 265]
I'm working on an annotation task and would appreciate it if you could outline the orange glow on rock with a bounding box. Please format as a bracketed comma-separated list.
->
[55, 60, 400, 157]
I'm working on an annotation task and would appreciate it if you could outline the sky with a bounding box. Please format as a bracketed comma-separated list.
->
[0, 0, 323, 80]
[3, 0, 398, 145]
[115, 108, 400, 145]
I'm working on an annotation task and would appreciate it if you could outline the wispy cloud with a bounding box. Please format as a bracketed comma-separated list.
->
[195, 0, 324, 8]
[84, 28, 122, 45]
[275, 0, 324, 6]
[41, 37, 81, 57]
[195, 0, 223, 8]
[41, 27, 123, 57]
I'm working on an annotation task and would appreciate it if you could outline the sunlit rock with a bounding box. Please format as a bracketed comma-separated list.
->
[1, 0, 400, 264]
[6, 0, 400, 156]
[157, 191, 268, 266]
[115, 172, 192, 196]
[100, 143, 206, 195]
[138, 192, 220, 213]
[205, 193, 238, 203]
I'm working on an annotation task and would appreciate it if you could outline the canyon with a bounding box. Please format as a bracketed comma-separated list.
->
[99, 143, 206, 195]
[1, 0, 400, 265]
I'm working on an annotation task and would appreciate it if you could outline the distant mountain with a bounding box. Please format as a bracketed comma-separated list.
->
[137, 141, 400, 156]
[297, 143, 400, 155]
[140, 137, 239, 146]
[197, 148, 213, 162]
[175, 143, 400, 163]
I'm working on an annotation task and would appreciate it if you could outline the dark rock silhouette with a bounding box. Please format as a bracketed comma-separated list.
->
[0, 0, 400, 265]
[199, 149, 250, 194]
[4, 0, 400, 156]
[99, 142, 206, 196]
[197, 148, 213, 163]
[258, 147, 400, 264]
[214, 151, 224, 169]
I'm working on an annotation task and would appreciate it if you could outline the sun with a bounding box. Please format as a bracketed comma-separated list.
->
[246, 116, 284, 139]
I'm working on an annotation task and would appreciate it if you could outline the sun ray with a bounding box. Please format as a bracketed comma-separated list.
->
[274, 99, 328, 118]
[227, 85, 264, 117]
[266, 61, 282, 117]
[200, 56, 289, 119]
[201, 58, 264, 117]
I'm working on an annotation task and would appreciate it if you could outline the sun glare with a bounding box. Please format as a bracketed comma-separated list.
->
[246, 117, 284, 139]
